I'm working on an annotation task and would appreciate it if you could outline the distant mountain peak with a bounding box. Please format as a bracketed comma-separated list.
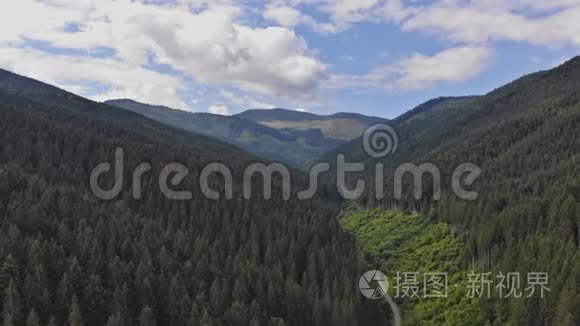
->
[104, 98, 389, 167]
[236, 107, 388, 122]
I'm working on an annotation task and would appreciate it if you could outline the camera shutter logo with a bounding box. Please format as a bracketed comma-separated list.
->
[359, 270, 389, 299]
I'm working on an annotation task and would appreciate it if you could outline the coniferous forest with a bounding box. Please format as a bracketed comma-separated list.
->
[320, 57, 580, 325]
[0, 48, 579, 326]
[0, 69, 387, 325]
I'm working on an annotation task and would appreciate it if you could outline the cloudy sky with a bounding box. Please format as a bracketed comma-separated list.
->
[1, 0, 579, 117]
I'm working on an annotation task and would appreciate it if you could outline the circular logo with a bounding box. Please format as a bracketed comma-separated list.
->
[363, 124, 398, 158]
[359, 270, 389, 299]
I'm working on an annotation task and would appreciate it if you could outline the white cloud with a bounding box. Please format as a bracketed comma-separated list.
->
[296, 107, 307, 112]
[245, 97, 275, 110]
[145, 11, 326, 101]
[263, 4, 340, 34]
[220, 90, 276, 109]
[0, 0, 81, 46]
[0, 0, 327, 108]
[327, 46, 494, 91]
[264, 5, 303, 28]
[272, 0, 579, 95]
[0, 47, 190, 110]
[275, 0, 580, 49]
[208, 104, 231, 115]
[401, 2, 580, 47]
[269, 0, 415, 33]
[220, 90, 245, 106]
[1, 0, 577, 111]
[319, 0, 381, 24]
[393, 46, 494, 90]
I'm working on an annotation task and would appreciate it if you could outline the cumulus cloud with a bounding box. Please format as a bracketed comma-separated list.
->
[143, 10, 326, 101]
[208, 104, 231, 115]
[266, 0, 415, 33]
[327, 46, 494, 91]
[0, 0, 327, 109]
[220, 90, 245, 106]
[1, 0, 577, 111]
[393, 46, 494, 90]
[245, 97, 274, 109]
[270, 0, 579, 94]
[220, 90, 276, 109]
[264, 5, 303, 28]
[318, 0, 383, 26]
[402, 2, 580, 47]
[281, 0, 580, 49]
[263, 4, 340, 34]
[0, 47, 190, 110]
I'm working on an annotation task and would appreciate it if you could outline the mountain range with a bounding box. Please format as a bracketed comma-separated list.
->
[0, 55, 578, 325]
[0, 67, 387, 325]
[105, 99, 387, 168]
[318, 57, 580, 324]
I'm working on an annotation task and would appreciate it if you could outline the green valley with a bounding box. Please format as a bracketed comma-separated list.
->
[340, 208, 484, 325]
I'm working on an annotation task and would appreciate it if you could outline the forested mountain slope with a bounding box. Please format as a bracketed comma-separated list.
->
[323, 58, 580, 324]
[0, 69, 387, 325]
[236, 108, 387, 141]
[105, 99, 340, 168]
[106, 100, 385, 168]
[0, 70, 249, 159]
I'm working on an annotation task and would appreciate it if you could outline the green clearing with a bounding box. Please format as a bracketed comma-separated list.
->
[340, 208, 485, 325]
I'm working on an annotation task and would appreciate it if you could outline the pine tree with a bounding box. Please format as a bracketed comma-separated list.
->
[2, 315, 14, 326]
[3, 279, 20, 326]
[0, 256, 17, 292]
[26, 309, 40, 326]
[46, 317, 56, 326]
[139, 306, 157, 326]
[189, 302, 201, 326]
[104, 313, 123, 326]
[67, 295, 84, 326]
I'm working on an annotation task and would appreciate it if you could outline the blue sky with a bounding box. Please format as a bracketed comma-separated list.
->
[0, 0, 579, 118]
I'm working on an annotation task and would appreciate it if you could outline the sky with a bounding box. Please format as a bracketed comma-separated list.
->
[0, 0, 579, 118]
